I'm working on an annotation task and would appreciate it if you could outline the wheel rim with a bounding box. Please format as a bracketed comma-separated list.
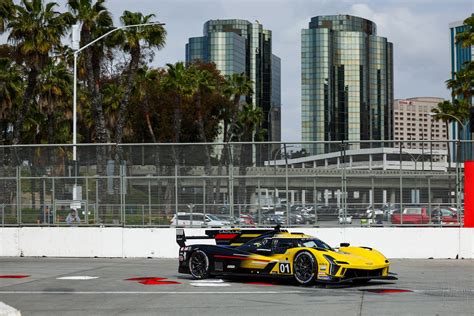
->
[189, 251, 208, 279]
[294, 253, 314, 283]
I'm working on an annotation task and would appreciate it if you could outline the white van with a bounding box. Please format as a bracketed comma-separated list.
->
[170, 213, 230, 227]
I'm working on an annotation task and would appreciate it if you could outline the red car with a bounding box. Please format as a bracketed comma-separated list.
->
[391, 207, 429, 224]
[431, 208, 461, 225]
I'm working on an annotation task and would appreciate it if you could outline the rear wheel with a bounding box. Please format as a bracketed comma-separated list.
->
[293, 251, 317, 285]
[189, 250, 209, 279]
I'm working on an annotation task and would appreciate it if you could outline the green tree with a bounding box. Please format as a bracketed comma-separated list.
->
[0, 0, 14, 33]
[7, 0, 73, 144]
[0, 58, 23, 144]
[112, 11, 166, 146]
[67, 0, 113, 144]
[236, 104, 264, 205]
[455, 14, 474, 47]
[223, 73, 254, 142]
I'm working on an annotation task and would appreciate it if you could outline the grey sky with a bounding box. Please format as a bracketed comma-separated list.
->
[4, 0, 474, 141]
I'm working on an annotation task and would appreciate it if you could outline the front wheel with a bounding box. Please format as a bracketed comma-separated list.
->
[293, 251, 317, 285]
[189, 250, 209, 279]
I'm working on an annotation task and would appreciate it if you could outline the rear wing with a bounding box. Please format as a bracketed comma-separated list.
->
[176, 227, 282, 247]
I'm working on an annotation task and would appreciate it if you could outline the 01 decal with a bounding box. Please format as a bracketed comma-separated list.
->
[279, 263, 291, 274]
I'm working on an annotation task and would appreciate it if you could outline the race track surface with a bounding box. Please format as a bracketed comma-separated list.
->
[0, 258, 473, 315]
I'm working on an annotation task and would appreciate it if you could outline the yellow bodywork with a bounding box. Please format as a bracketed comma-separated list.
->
[239, 232, 390, 280]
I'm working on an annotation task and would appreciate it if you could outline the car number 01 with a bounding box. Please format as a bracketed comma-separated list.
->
[279, 263, 290, 274]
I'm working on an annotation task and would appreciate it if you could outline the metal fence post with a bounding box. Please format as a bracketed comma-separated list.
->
[399, 143, 403, 225]
[175, 164, 179, 223]
[16, 166, 21, 225]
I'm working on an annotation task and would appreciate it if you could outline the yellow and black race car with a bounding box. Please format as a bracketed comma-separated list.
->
[177, 226, 397, 285]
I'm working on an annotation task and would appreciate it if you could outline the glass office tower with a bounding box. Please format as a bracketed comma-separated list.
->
[186, 20, 281, 152]
[449, 20, 473, 160]
[301, 15, 393, 154]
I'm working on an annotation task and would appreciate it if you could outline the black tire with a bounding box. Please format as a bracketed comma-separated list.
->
[293, 251, 317, 285]
[189, 250, 209, 279]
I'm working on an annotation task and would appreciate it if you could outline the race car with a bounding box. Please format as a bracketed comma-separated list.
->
[176, 226, 397, 285]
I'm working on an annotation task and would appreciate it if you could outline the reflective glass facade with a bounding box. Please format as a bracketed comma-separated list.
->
[301, 15, 393, 154]
[186, 19, 281, 146]
[449, 21, 473, 159]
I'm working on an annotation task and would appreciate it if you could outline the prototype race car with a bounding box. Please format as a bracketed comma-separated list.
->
[177, 226, 397, 285]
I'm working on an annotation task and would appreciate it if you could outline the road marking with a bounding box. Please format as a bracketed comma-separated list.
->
[0, 291, 304, 295]
[190, 279, 225, 283]
[190, 283, 231, 287]
[56, 276, 99, 280]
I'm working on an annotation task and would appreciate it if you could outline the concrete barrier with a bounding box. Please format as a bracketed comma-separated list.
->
[0, 227, 472, 259]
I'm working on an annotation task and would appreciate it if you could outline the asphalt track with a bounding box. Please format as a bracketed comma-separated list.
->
[0, 258, 473, 315]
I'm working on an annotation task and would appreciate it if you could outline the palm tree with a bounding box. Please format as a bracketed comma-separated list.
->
[189, 66, 217, 204]
[0, 58, 23, 144]
[455, 14, 474, 47]
[432, 100, 457, 165]
[67, 0, 113, 144]
[0, 0, 14, 33]
[223, 73, 253, 142]
[7, 0, 73, 144]
[236, 104, 264, 205]
[111, 10, 166, 146]
[446, 66, 474, 104]
[162, 62, 193, 144]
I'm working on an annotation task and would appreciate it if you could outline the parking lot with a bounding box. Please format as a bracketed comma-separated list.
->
[0, 258, 473, 315]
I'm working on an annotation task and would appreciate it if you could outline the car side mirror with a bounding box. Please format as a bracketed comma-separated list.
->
[205, 218, 211, 222]
[340, 242, 350, 247]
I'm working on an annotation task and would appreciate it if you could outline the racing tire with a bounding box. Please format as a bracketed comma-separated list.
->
[189, 249, 210, 279]
[293, 251, 317, 286]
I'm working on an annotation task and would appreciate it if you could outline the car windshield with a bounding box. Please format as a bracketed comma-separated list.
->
[206, 215, 220, 221]
[299, 239, 333, 251]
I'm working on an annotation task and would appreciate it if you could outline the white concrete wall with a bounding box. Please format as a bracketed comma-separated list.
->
[0, 227, 472, 259]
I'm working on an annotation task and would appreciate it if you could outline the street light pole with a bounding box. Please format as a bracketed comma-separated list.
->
[71, 22, 165, 161]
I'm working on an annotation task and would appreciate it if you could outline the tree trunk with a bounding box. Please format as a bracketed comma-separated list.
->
[12, 68, 38, 145]
[446, 121, 451, 168]
[195, 92, 213, 205]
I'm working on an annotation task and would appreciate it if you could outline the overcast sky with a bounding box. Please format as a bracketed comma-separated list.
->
[4, 0, 474, 141]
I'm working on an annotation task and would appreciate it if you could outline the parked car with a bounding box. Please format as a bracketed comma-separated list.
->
[391, 207, 429, 225]
[338, 209, 352, 224]
[170, 213, 231, 227]
[431, 208, 460, 225]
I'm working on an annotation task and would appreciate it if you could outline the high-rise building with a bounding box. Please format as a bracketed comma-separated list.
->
[394, 98, 447, 150]
[186, 19, 281, 151]
[301, 15, 393, 154]
[449, 20, 473, 159]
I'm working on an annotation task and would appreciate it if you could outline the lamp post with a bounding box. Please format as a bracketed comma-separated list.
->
[71, 22, 165, 161]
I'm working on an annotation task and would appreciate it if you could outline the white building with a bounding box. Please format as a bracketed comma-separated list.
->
[394, 97, 447, 150]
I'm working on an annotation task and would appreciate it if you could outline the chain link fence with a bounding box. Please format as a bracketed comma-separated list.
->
[0, 140, 470, 227]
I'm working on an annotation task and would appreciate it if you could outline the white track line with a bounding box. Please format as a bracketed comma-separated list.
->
[0, 291, 304, 295]
[190, 283, 231, 287]
[190, 279, 225, 283]
[56, 276, 99, 280]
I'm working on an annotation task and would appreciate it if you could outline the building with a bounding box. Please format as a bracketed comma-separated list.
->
[186, 19, 282, 152]
[301, 15, 393, 155]
[449, 20, 473, 159]
[394, 97, 447, 150]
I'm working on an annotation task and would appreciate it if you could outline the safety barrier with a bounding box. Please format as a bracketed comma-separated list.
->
[0, 227, 472, 259]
